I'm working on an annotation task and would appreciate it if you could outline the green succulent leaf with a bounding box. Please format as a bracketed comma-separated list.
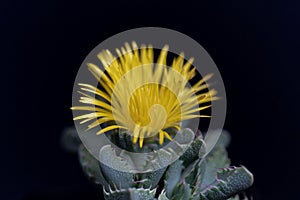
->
[130, 188, 157, 200]
[120, 150, 150, 171]
[139, 167, 167, 189]
[164, 160, 183, 198]
[201, 147, 230, 190]
[99, 145, 136, 189]
[200, 166, 254, 200]
[119, 148, 167, 188]
[217, 166, 253, 196]
[162, 128, 195, 161]
[170, 181, 192, 200]
[179, 137, 206, 167]
[104, 187, 156, 200]
[78, 145, 108, 189]
[73, 127, 253, 200]
[119, 144, 167, 189]
[175, 128, 195, 145]
[138, 148, 175, 188]
[203, 129, 223, 155]
[181, 160, 199, 185]
[61, 126, 81, 153]
[158, 191, 169, 200]
[183, 159, 206, 197]
[104, 187, 131, 200]
[145, 148, 177, 171]
[213, 130, 231, 149]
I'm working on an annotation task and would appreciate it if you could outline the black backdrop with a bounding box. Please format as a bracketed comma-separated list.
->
[4, 0, 300, 199]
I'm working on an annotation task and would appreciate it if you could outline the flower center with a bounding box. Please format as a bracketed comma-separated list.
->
[128, 84, 181, 131]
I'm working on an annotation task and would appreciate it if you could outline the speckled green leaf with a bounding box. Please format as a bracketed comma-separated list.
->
[139, 149, 174, 188]
[183, 159, 206, 197]
[193, 161, 207, 197]
[99, 145, 136, 189]
[181, 160, 199, 185]
[146, 148, 177, 170]
[200, 166, 254, 200]
[174, 128, 195, 147]
[158, 191, 169, 200]
[120, 150, 150, 171]
[217, 166, 253, 196]
[164, 160, 183, 198]
[139, 167, 167, 189]
[171, 181, 191, 200]
[179, 137, 206, 167]
[78, 145, 108, 189]
[104, 187, 131, 200]
[130, 188, 156, 200]
[104, 187, 156, 200]
[201, 147, 230, 190]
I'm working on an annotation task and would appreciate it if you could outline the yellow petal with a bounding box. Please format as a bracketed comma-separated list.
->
[133, 125, 140, 144]
[139, 131, 145, 148]
[159, 130, 164, 145]
[164, 131, 172, 141]
[96, 125, 124, 135]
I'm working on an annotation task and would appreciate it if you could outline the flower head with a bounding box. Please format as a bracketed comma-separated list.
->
[71, 42, 218, 148]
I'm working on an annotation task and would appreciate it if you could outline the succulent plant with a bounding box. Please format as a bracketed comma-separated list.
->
[62, 127, 253, 200]
[67, 41, 253, 199]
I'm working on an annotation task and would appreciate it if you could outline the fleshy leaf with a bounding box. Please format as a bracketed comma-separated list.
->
[103, 187, 156, 200]
[175, 128, 195, 145]
[164, 160, 183, 198]
[138, 149, 173, 188]
[200, 166, 254, 200]
[120, 150, 150, 171]
[181, 160, 199, 185]
[170, 181, 192, 200]
[201, 147, 230, 190]
[138, 167, 167, 189]
[119, 150, 166, 188]
[146, 148, 177, 170]
[193, 160, 206, 197]
[179, 137, 206, 167]
[78, 145, 108, 189]
[204, 129, 222, 156]
[61, 126, 81, 153]
[99, 145, 136, 189]
[104, 187, 131, 200]
[158, 191, 169, 200]
[181, 159, 206, 197]
[214, 130, 231, 148]
[203, 129, 231, 157]
[129, 188, 157, 200]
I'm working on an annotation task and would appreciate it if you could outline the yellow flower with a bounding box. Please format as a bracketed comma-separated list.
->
[71, 42, 218, 148]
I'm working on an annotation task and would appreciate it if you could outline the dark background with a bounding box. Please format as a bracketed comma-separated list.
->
[4, 0, 299, 199]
